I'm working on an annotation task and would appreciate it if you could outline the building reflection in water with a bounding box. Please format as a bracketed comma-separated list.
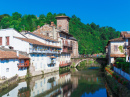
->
[16, 71, 73, 97]
[2, 70, 106, 97]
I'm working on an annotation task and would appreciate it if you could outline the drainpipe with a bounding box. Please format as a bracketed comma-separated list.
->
[17, 51, 19, 57]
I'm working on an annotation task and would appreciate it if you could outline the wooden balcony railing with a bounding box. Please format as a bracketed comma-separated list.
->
[17, 63, 29, 68]
[62, 49, 68, 53]
[63, 40, 72, 47]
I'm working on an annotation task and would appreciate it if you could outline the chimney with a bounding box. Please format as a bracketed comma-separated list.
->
[16, 51, 19, 57]
[37, 25, 40, 29]
[51, 22, 54, 26]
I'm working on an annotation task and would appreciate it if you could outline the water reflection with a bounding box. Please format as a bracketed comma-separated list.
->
[1, 69, 109, 97]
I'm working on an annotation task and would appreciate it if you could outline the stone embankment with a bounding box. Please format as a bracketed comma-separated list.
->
[0, 75, 18, 91]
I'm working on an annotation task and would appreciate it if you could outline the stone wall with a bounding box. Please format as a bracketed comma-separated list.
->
[71, 40, 79, 58]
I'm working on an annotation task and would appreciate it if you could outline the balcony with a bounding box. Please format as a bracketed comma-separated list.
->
[62, 49, 68, 53]
[68, 50, 72, 53]
[17, 63, 29, 68]
[68, 43, 73, 47]
[63, 40, 72, 47]
[63, 40, 68, 46]
[29, 48, 61, 54]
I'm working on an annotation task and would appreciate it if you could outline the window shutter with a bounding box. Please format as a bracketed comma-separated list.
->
[0, 37, 2, 45]
[6, 37, 9, 45]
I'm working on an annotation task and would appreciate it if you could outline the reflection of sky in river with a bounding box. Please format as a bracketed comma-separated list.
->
[81, 89, 107, 97]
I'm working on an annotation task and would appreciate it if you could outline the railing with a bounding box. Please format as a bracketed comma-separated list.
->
[17, 63, 29, 68]
[63, 40, 72, 47]
[68, 50, 72, 53]
[29, 48, 61, 54]
[62, 49, 68, 53]
[63, 41, 68, 46]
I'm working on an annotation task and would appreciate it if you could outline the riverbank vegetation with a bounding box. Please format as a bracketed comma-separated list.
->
[0, 12, 120, 54]
[113, 58, 130, 74]
[105, 66, 130, 97]
[59, 67, 70, 74]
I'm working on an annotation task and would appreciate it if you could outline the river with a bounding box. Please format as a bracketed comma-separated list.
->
[0, 67, 109, 97]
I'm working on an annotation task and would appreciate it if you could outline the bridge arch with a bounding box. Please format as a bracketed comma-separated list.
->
[74, 59, 87, 68]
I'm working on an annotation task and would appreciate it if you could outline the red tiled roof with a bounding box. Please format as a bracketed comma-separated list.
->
[124, 34, 130, 38]
[109, 37, 124, 42]
[110, 54, 125, 57]
[14, 37, 61, 48]
[121, 31, 127, 37]
[127, 46, 130, 49]
[55, 16, 70, 20]
[0, 50, 29, 59]
[28, 32, 58, 42]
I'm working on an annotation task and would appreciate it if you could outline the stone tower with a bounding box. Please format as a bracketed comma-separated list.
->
[55, 16, 70, 33]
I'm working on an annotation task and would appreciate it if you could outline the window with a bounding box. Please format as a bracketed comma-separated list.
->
[0, 37, 2, 45]
[42, 54, 43, 60]
[6, 59, 9, 63]
[6, 37, 9, 45]
[32, 54, 35, 61]
[35, 83, 37, 89]
[37, 90, 39, 95]
[114, 45, 118, 51]
[41, 81, 42, 87]
[6, 68, 9, 72]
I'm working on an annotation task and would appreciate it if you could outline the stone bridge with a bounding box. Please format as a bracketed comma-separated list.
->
[71, 57, 107, 68]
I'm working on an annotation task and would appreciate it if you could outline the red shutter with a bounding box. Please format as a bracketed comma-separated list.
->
[6, 37, 9, 45]
[0, 37, 2, 45]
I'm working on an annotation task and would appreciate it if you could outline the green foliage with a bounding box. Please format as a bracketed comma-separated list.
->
[118, 46, 124, 53]
[0, 12, 120, 54]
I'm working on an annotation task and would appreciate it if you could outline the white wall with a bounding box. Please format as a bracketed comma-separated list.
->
[0, 28, 25, 48]
[0, 59, 27, 78]
[29, 54, 59, 72]
[13, 38, 30, 53]
[110, 41, 124, 54]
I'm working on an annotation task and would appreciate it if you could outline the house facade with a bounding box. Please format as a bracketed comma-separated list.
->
[0, 50, 29, 79]
[32, 16, 79, 59]
[0, 28, 62, 77]
[106, 31, 130, 64]
[106, 37, 125, 64]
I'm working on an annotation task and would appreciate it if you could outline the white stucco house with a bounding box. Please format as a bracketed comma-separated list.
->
[107, 37, 125, 64]
[0, 50, 29, 79]
[0, 28, 62, 76]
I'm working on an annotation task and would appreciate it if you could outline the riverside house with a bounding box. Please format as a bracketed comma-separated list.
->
[22, 31, 61, 76]
[106, 37, 125, 64]
[0, 28, 61, 77]
[31, 16, 79, 67]
[0, 50, 29, 79]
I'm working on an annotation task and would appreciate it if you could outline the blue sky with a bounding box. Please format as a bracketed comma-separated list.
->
[0, 0, 130, 31]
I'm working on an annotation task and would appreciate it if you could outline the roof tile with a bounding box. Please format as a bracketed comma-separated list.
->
[0, 50, 29, 59]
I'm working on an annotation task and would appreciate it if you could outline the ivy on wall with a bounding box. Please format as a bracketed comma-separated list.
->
[118, 46, 124, 53]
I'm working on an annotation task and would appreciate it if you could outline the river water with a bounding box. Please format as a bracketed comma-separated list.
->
[0, 68, 108, 97]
